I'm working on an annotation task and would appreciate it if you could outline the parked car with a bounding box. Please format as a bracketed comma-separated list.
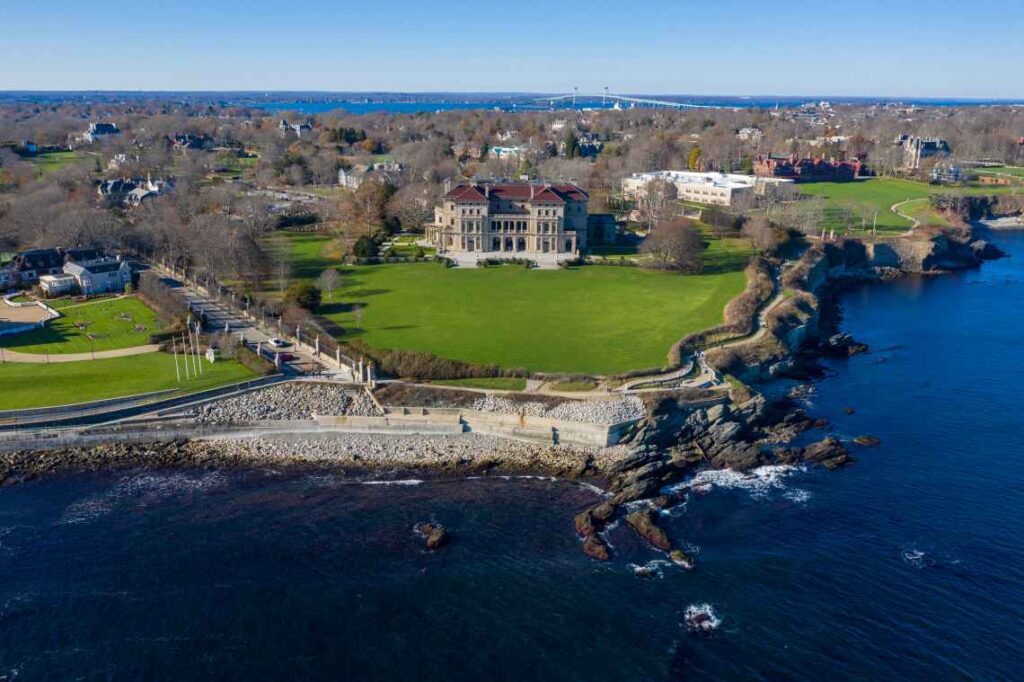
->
[268, 337, 290, 348]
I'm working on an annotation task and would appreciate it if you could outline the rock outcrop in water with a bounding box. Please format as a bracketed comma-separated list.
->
[625, 508, 671, 551]
[414, 522, 450, 549]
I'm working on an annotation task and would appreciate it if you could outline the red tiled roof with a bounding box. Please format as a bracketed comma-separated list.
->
[443, 184, 488, 202]
[443, 183, 588, 204]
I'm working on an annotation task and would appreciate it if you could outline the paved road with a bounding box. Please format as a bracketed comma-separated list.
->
[0, 343, 161, 363]
[156, 269, 351, 379]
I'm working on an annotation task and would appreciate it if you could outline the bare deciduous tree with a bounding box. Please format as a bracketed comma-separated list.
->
[639, 218, 704, 273]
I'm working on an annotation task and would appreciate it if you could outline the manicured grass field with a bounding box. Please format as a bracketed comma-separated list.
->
[0, 353, 258, 410]
[322, 262, 746, 374]
[268, 232, 749, 374]
[0, 296, 161, 354]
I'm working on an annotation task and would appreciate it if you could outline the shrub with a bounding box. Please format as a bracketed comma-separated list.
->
[353, 235, 379, 258]
[284, 283, 322, 311]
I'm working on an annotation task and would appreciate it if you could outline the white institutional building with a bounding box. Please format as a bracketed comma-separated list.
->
[621, 170, 792, 207]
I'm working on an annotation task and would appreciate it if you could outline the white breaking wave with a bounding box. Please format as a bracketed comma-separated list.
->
[684, 603, 722, 632]
[628, 559, 673, 579]
[677, 464, 807, 500]
[360, 479, 424, 486]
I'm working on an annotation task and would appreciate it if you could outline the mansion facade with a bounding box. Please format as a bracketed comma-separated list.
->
[427, 182, 588, 257]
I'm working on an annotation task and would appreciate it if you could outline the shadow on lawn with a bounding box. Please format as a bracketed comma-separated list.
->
[0, 324, 74, 350]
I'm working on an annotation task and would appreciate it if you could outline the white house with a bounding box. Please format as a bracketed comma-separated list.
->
[63, 258, 132, 294]
[337, 162, 402, 190]
[490, 146, 525, 160]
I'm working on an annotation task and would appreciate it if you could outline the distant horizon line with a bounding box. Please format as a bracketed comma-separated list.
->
[0, 90, 1022, 103]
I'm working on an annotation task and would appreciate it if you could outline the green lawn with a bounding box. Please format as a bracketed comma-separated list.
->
[798, 177, 1020, 235]
[798, 178, 935, 233]
[266, 232, 749, 374]
[899, 198, 953, 227]
[431, 377, 527, 391]
[0, 353, 258, 410]
[31, 151, 87, 177]
[321, 262, 746, 374]
[0, 296, 161, 354]
[975, 166, 1024, 178]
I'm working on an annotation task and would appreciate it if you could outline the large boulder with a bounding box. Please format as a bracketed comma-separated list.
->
[802, 437, 852, 469]
[625, 508, 671, 551]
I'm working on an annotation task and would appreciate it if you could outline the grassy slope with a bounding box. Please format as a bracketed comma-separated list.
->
[0, 353, 257, 410]
[0, 297, 161, 354]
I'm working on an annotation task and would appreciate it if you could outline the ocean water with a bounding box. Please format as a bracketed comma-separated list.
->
[2, 232, 1023, 679]
[252, 95, 1024, 115]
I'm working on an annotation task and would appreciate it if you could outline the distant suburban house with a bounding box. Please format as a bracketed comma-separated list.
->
[98, 176, 173, 207]
[490, 145, 525, 160]
[11, 248, 65, 284]
[70, 122, 120, 147]
[895, 135, 951, 170]
[736, 127, 764, 142]
[64, 257, 132, 294]
[169, 133, 211, 151]
[278, 118, 313, 138]
[107, 153, 138, 170]
[337, 162, 403, 190]
[575, 140, 604, 158]
[753, 154, 861, 183]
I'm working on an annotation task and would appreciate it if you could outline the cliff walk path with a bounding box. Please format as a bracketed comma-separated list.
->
[613, 259, 792, 393]
[0, 343, 161, 363]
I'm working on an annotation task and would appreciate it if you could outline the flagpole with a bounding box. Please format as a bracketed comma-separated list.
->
[172, 338, 181, 383]
[182, 334, 191, 380]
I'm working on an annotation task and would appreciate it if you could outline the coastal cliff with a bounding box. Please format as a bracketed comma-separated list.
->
[706, 225, 1004, 384]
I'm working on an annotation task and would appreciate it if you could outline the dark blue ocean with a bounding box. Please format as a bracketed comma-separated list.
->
[2, 231, 1023, 680]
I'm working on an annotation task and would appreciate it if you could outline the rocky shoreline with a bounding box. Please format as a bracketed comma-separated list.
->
[0, 222, 1011, 567]
[0, 433, 621, 487]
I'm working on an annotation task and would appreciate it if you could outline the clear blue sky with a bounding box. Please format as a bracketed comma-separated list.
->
[3, 0, 1022, 97]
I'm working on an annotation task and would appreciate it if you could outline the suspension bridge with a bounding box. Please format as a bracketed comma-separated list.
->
[531, 90, 722, 110]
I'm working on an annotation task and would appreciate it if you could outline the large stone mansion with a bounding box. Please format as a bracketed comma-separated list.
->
[427, 182, 589, 258]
